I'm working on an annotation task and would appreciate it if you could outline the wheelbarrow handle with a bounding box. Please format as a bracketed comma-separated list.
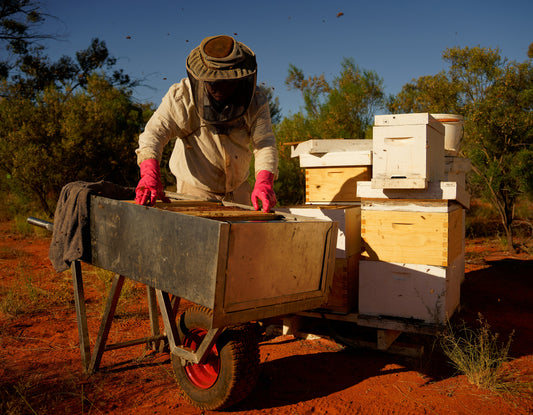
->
[27, 217, 54, 232]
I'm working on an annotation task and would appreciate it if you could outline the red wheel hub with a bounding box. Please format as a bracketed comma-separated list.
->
[183, 328, 220, 389]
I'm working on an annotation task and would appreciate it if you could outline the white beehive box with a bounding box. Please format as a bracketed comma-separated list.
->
[358, 255, 463, 324]
[372, 113, 445, 189]
[290, 139, 372, 167]
[357, 180, 471, 209]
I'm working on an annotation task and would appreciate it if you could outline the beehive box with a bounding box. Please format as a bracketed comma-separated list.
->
[290, 139, 372, 167]
[277, 205, 361, 313]
[372, 113, 445, 189]
[305, 167, 372, 204]
[356, 180, 471, 209]
[358, 254, 463, 323]
[290, 139, 372, 204]
[322, 254, 359, 313]
[277, 205, 361, 258]
[360, 200, 465, 267]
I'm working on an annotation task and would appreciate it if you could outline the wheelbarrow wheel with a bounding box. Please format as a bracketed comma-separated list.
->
[172, 305, 260, 410]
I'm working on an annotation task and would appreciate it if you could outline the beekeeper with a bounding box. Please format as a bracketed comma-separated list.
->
[134, 34, 278, 212]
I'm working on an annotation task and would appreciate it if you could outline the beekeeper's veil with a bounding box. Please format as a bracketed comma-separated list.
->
[186, 35, 257, 124]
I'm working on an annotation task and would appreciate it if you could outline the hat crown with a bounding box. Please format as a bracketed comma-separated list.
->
[186, 35, 256, 81]
[203, 35, 235, 59]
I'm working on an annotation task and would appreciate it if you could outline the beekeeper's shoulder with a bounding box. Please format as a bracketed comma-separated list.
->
[163, 78, 192, 106]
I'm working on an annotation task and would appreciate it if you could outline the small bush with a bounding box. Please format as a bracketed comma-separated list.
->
[440, 315, 513, 391]
[440, 314, 533, 402]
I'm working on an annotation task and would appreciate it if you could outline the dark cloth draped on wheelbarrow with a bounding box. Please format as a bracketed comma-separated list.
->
[49, 181, 135, 272]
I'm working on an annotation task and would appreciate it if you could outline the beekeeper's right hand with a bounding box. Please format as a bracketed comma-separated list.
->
[135, 159, 171, 206]
[251, 170, 277, 212]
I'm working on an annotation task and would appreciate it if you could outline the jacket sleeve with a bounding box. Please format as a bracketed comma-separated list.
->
[248, 91, 279, 178]
[135, 82, 190, 165]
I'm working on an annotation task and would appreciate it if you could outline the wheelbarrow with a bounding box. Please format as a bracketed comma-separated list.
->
[29, 195, 338, 410]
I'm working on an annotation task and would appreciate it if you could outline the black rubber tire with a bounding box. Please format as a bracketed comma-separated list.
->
[172, 305, 260, 410]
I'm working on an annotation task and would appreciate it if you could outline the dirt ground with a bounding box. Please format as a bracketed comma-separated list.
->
[1, 220, 532, 415]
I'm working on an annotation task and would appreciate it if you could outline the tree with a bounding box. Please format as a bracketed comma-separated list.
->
[273, 113, 312, 205]
[257, 83, 282, 124]
[276, 66, 332, 205]
[0, 1, 146, 215]
[463, 60, 533, 251]
[1, 1, 135, 98]
[8, 37, 138, 100]
[286, 64, 330, 119]
[0, 74, 146, 215]
[387, 72, 459, 114]
[285, 58, 385, 140]
[320, 59, 385, 139]
[0, 0, 54, 78]
[272, 59, 386, 205]
[1, 1, 134, 97]
[388, 46, 533, 252]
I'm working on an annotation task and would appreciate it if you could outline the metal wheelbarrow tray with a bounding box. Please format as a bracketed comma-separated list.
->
[90, 196, 338, 328]
[71, 195, 338, 410]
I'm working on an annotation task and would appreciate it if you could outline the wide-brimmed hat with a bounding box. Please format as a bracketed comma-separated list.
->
[186, 35, 257, 81]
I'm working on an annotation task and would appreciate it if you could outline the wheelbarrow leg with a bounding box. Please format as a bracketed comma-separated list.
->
[89, 274, 125, 373]
[147, 286, 164, 352]
[155, 290, 180, 353]
[71, 260, 91, 373]
[69, 265, 169, 373]
[155, 290, 220, 364]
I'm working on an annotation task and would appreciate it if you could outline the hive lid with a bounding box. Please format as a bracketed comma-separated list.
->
[374, 113, 445, 134]
[290, 139, 373, 157]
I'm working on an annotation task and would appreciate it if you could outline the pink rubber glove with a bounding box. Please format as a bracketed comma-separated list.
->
[251, 170, 277, 212]
[135, 159, 171, 206]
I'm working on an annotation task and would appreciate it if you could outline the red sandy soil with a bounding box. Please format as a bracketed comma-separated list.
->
[1, 220, 532, 414]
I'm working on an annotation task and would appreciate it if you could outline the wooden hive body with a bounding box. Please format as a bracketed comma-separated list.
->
[371, 113, 445, 189]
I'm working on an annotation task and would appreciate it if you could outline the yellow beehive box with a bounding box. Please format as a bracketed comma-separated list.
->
[305, 166, 371, 204]
[360, 200, 464, 267]
[289, 139, 373, 204]
[322, 254, 359, 314]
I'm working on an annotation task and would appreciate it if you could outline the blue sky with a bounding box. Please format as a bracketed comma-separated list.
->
[39, 0, 532, 117]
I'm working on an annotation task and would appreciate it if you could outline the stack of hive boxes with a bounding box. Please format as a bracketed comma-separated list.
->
[357, 113, 470, 324]
[285, 139, 373, 313]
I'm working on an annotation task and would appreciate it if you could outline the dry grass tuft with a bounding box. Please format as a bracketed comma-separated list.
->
[440, 314, 533, 401]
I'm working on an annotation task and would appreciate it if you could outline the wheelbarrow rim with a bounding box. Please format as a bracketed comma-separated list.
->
[183, 327, 221, 388]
